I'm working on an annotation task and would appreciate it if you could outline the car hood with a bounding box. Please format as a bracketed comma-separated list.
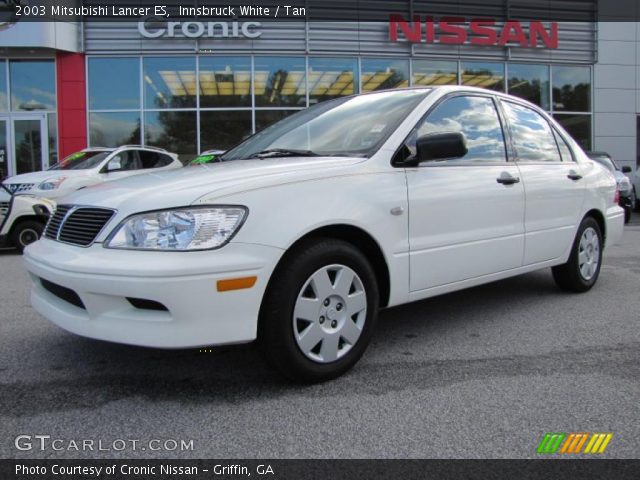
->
[4, 169, 93, 185]
[61, 156, 365, 211]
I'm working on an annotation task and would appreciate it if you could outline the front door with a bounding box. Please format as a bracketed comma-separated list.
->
[404, 94, 526, 293]
[12, 115, 48, 175]
[0, 114, 49, 177]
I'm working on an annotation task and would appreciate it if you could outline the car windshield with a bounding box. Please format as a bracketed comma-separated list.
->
[221, 89, 431, 161]
[48, 151, 112, 170]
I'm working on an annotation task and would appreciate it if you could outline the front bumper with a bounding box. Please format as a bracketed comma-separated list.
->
[23, 239, 283, 348]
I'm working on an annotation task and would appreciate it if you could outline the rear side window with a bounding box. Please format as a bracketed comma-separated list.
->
[413, 95, 507, 163]
[139, 151, 174, 169]
[502, 101, 561, 162]
[553, 129, 574, 162]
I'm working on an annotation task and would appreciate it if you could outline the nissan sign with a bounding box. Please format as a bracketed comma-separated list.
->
[138, 18, 262, 39]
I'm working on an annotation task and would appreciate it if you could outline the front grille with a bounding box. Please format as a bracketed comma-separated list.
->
[0, 201, 8, 217]
[40, 278, 85, 309]
[7, 183, 34, 193]
[44, 205, 115, 246]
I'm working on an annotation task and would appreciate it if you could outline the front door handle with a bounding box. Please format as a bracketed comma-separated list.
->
[567, 171, 583, 181]
[496, 172, 520, 185]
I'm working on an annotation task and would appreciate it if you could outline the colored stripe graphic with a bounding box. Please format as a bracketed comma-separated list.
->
[584, 433, 613, 454]
[538, 433, 613, 454]
[537, 433, 566, 454]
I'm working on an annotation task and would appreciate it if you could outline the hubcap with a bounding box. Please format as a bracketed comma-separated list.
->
[19, 228, 39, 247]
[578, 227, 600, 281]
[292, 264, 367, 363]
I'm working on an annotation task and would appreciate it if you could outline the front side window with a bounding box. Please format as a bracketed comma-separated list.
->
[409, 95, 507, 163]
[553, 129, 574, 162]
[502, 101, 561, 163]
[106, 151, 141, 171]
[222, 89, 430, 161]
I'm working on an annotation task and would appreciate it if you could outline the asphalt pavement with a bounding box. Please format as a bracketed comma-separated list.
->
[1, 216, 639, 459]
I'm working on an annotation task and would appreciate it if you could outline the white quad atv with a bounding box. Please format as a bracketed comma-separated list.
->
[0, 184, 54, 253]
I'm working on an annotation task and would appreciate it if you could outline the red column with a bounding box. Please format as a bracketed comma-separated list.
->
[56, 52, 87, 159]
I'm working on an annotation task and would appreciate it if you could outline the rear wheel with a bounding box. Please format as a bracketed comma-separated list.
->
[11, 220, 44, 253]
[552, 217, 603, 292]
[259, 238, 379, 383]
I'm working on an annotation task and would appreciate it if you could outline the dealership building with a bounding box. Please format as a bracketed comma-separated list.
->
[1, 2, 639, 177]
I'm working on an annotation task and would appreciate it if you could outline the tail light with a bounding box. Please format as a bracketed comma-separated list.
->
[614, 186, 620, 204]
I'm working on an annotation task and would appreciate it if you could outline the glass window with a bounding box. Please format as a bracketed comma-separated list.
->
[412, 60, 457, 86]
[49, 151, 111, 170]
[144, 57, 196, 109]
[107, 150, 142, 171]
[89, 58, 140, 110]
[254, 57, 306, 107]
[10, 60, 56, 111]
[138, 150, 174, 169]
[222, 89, 430, 161]
[89, 112, 141, 147]
[308, 58, 357, 104]
[553, 114, 591, 151]
[414, 96, 506, 163]
[503, 101, 561, 162]
[508, 63, 550, 110]
[361, 59, 409, 92]
[552, 66, 590, 112]
[14, 119, 43, 174]
[553, 129, 574, 162]
[461, 62, 504, 92]
[199, 57, 251, 108]
[144, 111, 196, 162]
[255, 110, 300, 132]
[47, 113, 57, 167]
[200, 111, 252, 151]
[0, 60, 7, 111]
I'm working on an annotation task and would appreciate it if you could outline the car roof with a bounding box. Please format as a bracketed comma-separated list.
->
[84, 145, 177, 156]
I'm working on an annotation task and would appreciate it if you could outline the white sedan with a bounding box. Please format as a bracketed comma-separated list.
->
[23, 87, 624, 382]
[4, 145, 182, 199]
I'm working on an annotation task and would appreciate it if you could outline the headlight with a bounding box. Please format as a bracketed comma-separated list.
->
[105, 206, 248, 251]
[38, 176, 67, 190]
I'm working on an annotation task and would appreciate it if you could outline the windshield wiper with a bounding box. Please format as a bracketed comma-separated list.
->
[249, 148, 320, 159]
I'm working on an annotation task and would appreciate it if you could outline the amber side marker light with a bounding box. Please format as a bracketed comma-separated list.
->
[217, 276, 257, 292]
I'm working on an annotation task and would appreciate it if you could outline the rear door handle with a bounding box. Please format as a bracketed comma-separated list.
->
[496, 172, 520, 185]
[567, 171, 583, 181]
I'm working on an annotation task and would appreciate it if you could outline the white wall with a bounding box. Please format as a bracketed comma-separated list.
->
[593, 22, 639, 172]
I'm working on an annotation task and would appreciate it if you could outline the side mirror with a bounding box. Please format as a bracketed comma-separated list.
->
[621, 165, 632, 174]
[416, 132, 468, 163]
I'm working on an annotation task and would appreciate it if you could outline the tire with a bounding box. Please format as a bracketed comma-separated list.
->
[552, 216, 603, 293]
[11, 220, 44, 253]
[259, 238, 379, 383]
[624, 205, 631, 224]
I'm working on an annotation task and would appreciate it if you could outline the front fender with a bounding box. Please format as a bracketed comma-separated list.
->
[201, 171, 411, 307]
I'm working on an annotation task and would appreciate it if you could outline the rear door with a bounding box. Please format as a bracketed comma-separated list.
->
[404, 94, 526, 292]
[499, 100, 586, 265]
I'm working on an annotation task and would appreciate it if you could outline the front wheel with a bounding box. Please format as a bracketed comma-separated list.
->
[11, 220, 45, 253]
[552, 217, 603, 292]
[259, 239, 379, 383]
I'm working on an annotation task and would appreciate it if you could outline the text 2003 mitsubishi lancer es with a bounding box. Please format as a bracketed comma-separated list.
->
[24, 87, 624, 382]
